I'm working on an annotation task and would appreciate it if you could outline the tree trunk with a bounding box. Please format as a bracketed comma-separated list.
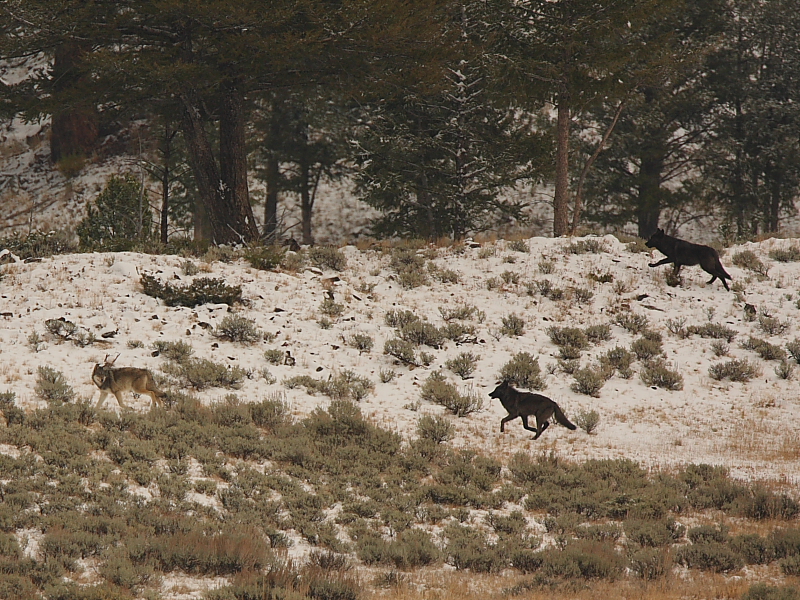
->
[263, 154, 280, 243]
[553, 97, 571, 237]
[50, 43, 98, 163]
[766, 168, 781, 233]
[262, 102, 281, 243]
[159, 123, 175, 245]
[220, 79, 260, 243]
[180, 85, 259, 245]
[299, 151, 313, 245]
[180, 88, 227, 243]
[636, 142, 665, 238]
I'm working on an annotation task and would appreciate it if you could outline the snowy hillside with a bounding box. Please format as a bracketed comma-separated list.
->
[1, 234, 799, 488]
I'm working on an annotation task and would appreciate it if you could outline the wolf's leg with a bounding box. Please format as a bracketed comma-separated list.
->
[532, 420, 550, 440]
[648, 258, 672, 267]
[95, 390, 108, 409]
[146, 391, 161, 408]
[672, 263, 683, 275]
[113, 391, 128, 409]
[500, 415, 515, 432]
[520, 415, 538, 434]
[707, 275, 718, 285]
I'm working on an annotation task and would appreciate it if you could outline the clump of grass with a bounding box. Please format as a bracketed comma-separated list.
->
[529, 279, 565, 301]
[213, 314, 262, 344]
[666, 317, 688, 338]
[348, 333, 374, 354]
[379, 369, 396, 383]
[741, 336, 787, 361]
[538, 259, 555, 274]
[153, 340, 194, 362]
[708, 358, 761, 382]
[640, 359, 684, 390]
[264, 349, 285, 365]
[732, 250, 769, 276]
[575, 410, 600, 434]
[676, 542, 744, 573]
[500, 270, 520, 285]
[498, 352, 546, 390]
[758, 313, 790, 336]
[787, 339, 800, 363]
[285, 370, 374, 402]
[711, 340, 730, 357]
[35, 366, 75, 403]
[571, 366, 607, 397]
[308, 246, 347, 271]
[570, 286, 594, 304]
[547, 326, 589, 350]
[399, 320, 444, 347]
[432, 266, 460, 284]
[565, 239, 607, 254]
[584, 323, 612, 344]
[141, 274, 242, 307]
[687, 322, 737, 343]
[384, 338, 417, 365]
[500, 313, 525, 337]
[243, 245, 285, 271]
[775, 360, 794, 380]
[599, 346, 634, 378]
[631, 333, 663, 362]
[439, 304, 480, 322]
[420, 372, 483, 417]
[390, 249, 429, 288]
[27, 330, 45, 352]
[385, 309, 420, 329]
[446, 352, 480, 380]
[162, 357, 246, 389]
[507, 239, 529, 253]
[614, 312, 649, 334]
[320, 297, 345, 318]
[416, 414, 454, 443]
[769, 245, 800, 263]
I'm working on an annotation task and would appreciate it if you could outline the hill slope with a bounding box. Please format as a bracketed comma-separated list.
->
[1, 235, 799, 486]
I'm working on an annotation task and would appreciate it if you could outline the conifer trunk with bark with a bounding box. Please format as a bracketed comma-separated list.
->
[180, 84, 259, 245]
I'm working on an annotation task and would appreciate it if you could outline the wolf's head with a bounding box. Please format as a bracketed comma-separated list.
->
[645, 228, 665, 248]
[92, 354, 119, 389]
[489, 380, 511, 399]
[91, 363, 110, 389]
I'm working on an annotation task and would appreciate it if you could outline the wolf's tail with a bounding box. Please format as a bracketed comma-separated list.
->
[554, 405, 577, 430]
[716, 258, 732, 280]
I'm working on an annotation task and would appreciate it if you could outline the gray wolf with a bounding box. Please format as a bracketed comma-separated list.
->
[92, 354, 166, 409]
[645, 228, 732, 291]
[489, 381, 576, 439]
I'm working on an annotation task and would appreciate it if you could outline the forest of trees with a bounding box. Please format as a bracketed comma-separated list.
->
[1, 0, 799, 245]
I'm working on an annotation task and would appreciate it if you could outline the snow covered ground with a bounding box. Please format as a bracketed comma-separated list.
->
[1, 234, 799, 489]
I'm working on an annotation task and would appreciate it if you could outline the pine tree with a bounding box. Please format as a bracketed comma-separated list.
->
[578, 0, 725, 237]
[352, 1, 547, 239]
[2, 0, 451, 245]
[498, 0, 689, 236]
[700, 0, 800, 238]
[77, 175, 152, 250]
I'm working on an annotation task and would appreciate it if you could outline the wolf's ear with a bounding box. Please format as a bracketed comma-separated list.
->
[657, 228, 664, 234]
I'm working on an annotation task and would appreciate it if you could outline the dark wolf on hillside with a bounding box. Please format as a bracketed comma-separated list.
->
[645, 228, 732, 291]
[489, 380, 576, 440]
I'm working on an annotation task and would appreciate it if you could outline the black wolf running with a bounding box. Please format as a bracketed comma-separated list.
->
[645, 228, 732, 291]
[489, 381, 576, 439]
